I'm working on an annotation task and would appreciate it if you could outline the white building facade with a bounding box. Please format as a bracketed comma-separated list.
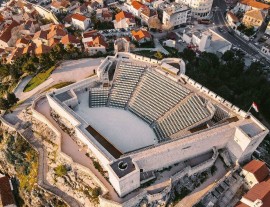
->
[176, 0, 214, 18]
[162, 3, 191, 28]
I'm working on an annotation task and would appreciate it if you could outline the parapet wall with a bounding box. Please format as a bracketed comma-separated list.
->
[180, 73, 247, 118]
[131, 123, 234, 171]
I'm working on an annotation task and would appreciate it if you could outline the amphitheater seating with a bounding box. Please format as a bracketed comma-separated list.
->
[108, 62, 146, 108]
[89, 88, 109, 107]
[129, 70, 190, 124]
[156, 95, 211, 137]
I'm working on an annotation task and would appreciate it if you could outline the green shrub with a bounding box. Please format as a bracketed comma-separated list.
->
[54, 165, 67, 177]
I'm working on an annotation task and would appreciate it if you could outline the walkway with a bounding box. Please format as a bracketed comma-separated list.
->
[0, 117, 81, 207]
[15, 58, 103, 101]
[154, 38, 169, 55]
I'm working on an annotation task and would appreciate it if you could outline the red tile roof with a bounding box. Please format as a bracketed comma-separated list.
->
[16, 37, 30, 46]
[239, 0, 270, 9]
[47, 28, 67, 39]
[131, 1, 144, 10]
[83, 31, 108, 48]
[235, 203, 249, 207]
[33, 30, 48, 40]
[243, 160, 269, 182]
[83, 30, 99, 38]
[0, 21, 20, 43]
[131, 30, 151, 41]
[61, 34, 80, 45]
[227, 11, 239, 23]
[35, 44, 51, 55]
[51, 0, 70, 9]
[48, 38, 60, 47]
[23, 42, 36, 54]
[242, 180, 270, 207]
[0, 176, 16, 207]
[71, 13, 87, 22]
[115, 11, 135, 22]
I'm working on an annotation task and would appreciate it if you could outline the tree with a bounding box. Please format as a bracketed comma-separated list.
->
[221, 50, 234, 62]
[179, 48, 196, 63]
[0, 98, 9, 110]
[22, 60, 37, 74]
[7, 93, 19, 106]
[0, 64, 9, 78]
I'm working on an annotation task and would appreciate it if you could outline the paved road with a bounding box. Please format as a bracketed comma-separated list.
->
[212, 0, 261, 58]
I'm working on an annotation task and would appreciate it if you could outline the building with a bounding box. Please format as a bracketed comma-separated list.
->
[235, 0, 270, 13]
[61, 34, 81, 48]
[161, 3, 191, 29]
[50, 0, 70, 13]
[114, 37, 130, 53]
[87, 1, 102, 12]
[70, 13, 90, 31]
[113, 11, 136, 29]
[96, 8, 113, 22]
[0, 21, 20, 49]
[236, 179, 270, 207]
[47, 52, 268, 198]
[176, 0, 213, 18]
[242, 10, 265, 28]
[163, 39, 176, 48]
[241, 159, 269, 188]
[82, 30, 108, 55]
[183, 28, 232, 53]
[128, 1, 145, 17]
[140, 6, 158, 25]
[226, 11, 240, 30]
[261, 42, 270, 56]
[32, 30, 49, 46]
[131, 29, 151, 43]
[0, 174, 17, 207]
[35, 44, 51, 56]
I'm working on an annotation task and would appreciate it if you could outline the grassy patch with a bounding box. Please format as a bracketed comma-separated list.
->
[43, 81, 74, 92]
[23, 66, 55, 92]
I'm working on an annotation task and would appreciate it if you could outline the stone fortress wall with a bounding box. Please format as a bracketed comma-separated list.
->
[31, 95, 109, 195]
[46, 52, 268, 200]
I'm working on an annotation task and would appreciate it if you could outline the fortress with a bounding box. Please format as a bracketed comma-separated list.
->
[46, 52, 269, 199]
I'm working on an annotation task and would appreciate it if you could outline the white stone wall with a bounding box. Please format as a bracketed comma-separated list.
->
[33, 4, 59, 24]
[108, 166, 140, 197]
[176, 0, 213, 17]
[163, 9, 189, 27]
[131, 124, 233, 171]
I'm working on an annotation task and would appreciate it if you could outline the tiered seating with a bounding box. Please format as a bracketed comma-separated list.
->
[157, 95, 211, 137]
[89, 88, 109, 107]
[153, 124, 168, 142]
[129, 70, 190, 123]
[108, 62, 145, 108]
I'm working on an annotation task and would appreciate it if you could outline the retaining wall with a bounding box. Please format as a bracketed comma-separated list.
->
[31, 96, 109, 195]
